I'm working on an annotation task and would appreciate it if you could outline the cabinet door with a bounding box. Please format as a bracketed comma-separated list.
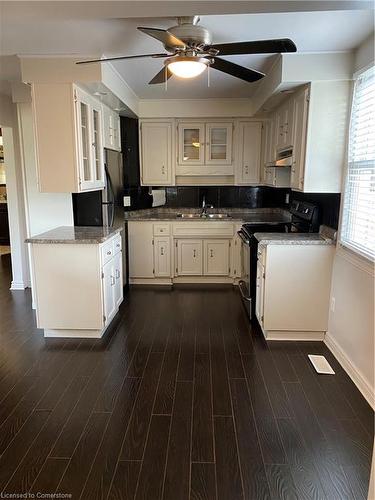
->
[255, 259, 265, 327]
[291, 88, 309, 191]
[274, 108, 284, 151]
[204, 239, 230, 276]
[76, 90, 105, 191]
[113, 251, 123, 308]
[91, 101, 105, 188]
[265, 167, 275, 186]
[154, 237, 171, 277]
[178, 123, 205, 165]
[205, 123, 233, 165]
[102, 259, 116, 324]
[237, 122, 261, 184]
[76, 91, 93, 190]
[284, 98, 294, 147]
[141, 122, 172, 185]
[177, 239, 202, 275]
[128, 222, 154, 278]
[113, 114, 121, 152]
[268, 118, 276, 164]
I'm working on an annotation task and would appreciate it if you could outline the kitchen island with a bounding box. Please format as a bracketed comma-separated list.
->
[26, 226, 123, 338]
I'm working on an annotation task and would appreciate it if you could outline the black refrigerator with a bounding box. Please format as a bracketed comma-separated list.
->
[72, 149, 128, 289]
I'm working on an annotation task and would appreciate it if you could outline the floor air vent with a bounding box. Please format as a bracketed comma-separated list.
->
[308, 355, 335, 374]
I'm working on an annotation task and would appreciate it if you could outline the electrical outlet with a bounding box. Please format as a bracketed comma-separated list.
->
[123, 196, 131, 207]
[330, 297, 335, 312]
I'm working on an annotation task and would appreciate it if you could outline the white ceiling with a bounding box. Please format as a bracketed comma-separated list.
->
[1, 2, 374, 99]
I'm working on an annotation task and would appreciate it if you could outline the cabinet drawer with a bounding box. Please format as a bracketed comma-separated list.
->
[113, 234, 122, 255]
[153, 223, 170, 236]
[101, 240, 114, 265]
[172, 222, 234, 238]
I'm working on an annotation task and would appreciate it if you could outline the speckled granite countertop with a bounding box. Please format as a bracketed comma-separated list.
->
[25, 226, 122, 244]
[125, 208, 291, 224]
[255, 233, 334, 245]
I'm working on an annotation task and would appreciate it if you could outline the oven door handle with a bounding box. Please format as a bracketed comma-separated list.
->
[238, 280, 251, 302]
[237, 230, 250, 246]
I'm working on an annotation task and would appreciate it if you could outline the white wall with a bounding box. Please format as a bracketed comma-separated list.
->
[325, 34, 375, 408]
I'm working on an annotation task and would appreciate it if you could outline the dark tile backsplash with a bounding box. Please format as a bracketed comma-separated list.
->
[290, 191, 341, 229]
[164, 186, 289, 209]
[124, 185, 341, 230]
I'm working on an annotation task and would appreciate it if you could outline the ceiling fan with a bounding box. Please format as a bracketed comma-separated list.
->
[77, 16, 297, 84]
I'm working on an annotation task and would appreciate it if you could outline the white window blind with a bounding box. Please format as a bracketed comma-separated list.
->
[341, 66, 375, 260]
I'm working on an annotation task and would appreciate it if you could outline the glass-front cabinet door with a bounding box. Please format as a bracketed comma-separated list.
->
[205, 123, 233, 165]
[76, 88, 105, 191]
[178, 123, 205, 165]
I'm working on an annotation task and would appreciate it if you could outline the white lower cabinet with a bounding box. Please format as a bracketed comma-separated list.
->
[128, 221, 239, 282]
[256, 244, 334, 340]
[154, 236, 172, 277]
[128, 221, 154, 278]
[177, 239, 203, 276]
[204, 239, 230, 276]
[29, 232, 123, 338]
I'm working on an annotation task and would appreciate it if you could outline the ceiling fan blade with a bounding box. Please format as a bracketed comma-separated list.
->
[138, 27, 186, 49]
[149, 66, 173, 85]
[76, 53, 168, 65]
[211, 57, 265, 83]
[207, 39, 297, 55]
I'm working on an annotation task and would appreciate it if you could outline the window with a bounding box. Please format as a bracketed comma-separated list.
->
[340, 66, 375, 260]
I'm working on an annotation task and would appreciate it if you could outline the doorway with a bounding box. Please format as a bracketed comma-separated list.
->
[0, 128, 11, 262]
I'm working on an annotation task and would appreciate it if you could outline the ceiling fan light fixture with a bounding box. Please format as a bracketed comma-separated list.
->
[165, 56, 210, 79]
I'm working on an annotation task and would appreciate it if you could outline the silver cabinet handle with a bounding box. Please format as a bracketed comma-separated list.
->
[161, 165, 165, 174]
[115, 269, 120, 279]
[111, 275, 115, 286]
[193, 249, 196, 258]
[210, 249, 213, 258]
[161, 247, 164, 256]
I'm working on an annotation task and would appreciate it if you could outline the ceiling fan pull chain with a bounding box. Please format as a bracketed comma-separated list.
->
[207, 64, 210, 88]
[165, 65, 168, 92]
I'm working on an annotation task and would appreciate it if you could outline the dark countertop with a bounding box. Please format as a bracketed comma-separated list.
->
[25, 226, 122, 244]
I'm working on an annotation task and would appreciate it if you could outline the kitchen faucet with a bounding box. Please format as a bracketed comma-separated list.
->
[201, 196, 213, 217]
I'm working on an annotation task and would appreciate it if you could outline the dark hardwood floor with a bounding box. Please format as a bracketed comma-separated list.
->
[0, 253, 373, 499]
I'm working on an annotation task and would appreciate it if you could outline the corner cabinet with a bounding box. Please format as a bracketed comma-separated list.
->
[31, 83, 105, 193]
[140, 121, 173, 185]
[236, 122, 262, 185]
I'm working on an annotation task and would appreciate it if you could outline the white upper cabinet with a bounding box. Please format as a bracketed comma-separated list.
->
[178, 122, 205, 165]
[102, 104, 121, 152]
[291, 81, 350, 193]
[236, 122, 262, 185]
[274, 100, 294, 151]
[32, 83, 105, 193]
[140, 121, 173, 185]
[291, 87, 309, 191]
[205, 123, 233, 165]
[176, 119, 234, 176]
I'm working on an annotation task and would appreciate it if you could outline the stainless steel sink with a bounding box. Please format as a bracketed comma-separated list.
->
[176, 213, 231, 219]
[176, 213, 201, 219]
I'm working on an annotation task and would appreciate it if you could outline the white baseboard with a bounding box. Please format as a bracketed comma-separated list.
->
[265, 330, 325, 341]
[325, 332, 375, 409]
[10, 280, 29, 290]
